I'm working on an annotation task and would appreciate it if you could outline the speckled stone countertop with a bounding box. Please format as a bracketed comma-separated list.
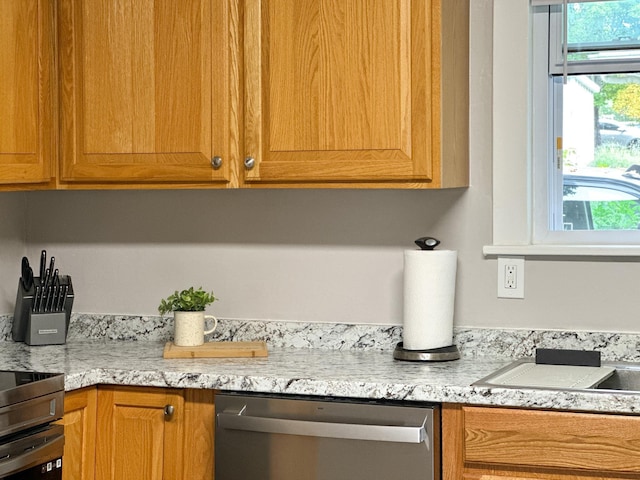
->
[1, 314, 640, 414]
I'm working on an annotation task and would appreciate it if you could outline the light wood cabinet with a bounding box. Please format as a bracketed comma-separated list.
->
[241, 0, 469, 188]
[0, 0, 55, 188]
[442, 404, 640, 480]
[95, 386, 186, 480]
[3, 0, 468, 189]
[57, 0, 238, 187]
[182, 389, 216, 480]
[62, 386, 215, 480]
[59, 387, 98, 480]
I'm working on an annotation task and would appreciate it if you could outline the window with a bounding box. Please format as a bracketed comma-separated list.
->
[486, 0, 640, 256]
[533, 0, 640, 245]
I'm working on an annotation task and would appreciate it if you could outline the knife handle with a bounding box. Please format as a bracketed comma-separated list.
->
[51, 269, 59, 291]
[32, 285, 40, 312]
[47, 285, 57, 312]
[48, 257, 55, 278]
[39, 250, 46, 279]
[36, 286, 44, 312]
[57, 284, 68, 312]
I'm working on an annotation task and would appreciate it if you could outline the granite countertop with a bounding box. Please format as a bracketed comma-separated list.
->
[2, 315, 640, 414]
[1, 338, 640, 415]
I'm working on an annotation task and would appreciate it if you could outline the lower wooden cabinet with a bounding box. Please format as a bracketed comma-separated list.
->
[63, 393, 640, 479]
[95, 386, 186, 480]
[62, 386, 215, 480]
[442, 403, 640, 480]
[59, 387, 97, 480]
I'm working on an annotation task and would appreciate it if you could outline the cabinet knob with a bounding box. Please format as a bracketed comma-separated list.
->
[164, 404, 175, 420]
[244, 157, 256, 170]
[211, 156, 223, 169]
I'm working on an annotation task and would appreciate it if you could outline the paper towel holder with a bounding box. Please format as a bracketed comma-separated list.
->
[393, 342, 460, 362]
[414, 236, 440, 250]
[397, 236, 459, 361]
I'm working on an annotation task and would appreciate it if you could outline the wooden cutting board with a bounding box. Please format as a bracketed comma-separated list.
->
[163, 341, 268, 359]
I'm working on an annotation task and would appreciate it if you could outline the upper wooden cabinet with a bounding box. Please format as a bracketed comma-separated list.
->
[2, 0, 468, 189]
[57, 0, 237, 187]
[241, 0, 469, 188]
[0, 0, 55, 188]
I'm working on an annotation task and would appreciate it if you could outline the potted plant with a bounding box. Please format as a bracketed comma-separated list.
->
[158, 287, 218, 346]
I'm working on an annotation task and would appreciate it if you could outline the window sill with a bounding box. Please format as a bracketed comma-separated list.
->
[483, 244, 640, 258]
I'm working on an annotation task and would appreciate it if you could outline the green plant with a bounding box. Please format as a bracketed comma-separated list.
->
[591, 200, 640, 230]
[591, 145, 640, 169]
[158, 287, 217, 315]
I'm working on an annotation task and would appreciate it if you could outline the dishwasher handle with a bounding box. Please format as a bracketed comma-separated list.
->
[217, 410, 428, 445]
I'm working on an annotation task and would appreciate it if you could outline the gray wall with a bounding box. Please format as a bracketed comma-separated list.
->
[0, 193, 27, 312]
[4, 1, 640, 333]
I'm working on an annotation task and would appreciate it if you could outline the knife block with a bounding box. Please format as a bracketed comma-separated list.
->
[12, 276, 74, 345]
[25, 312, 67, 346]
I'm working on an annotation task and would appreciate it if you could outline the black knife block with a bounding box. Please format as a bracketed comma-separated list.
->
[12, 276, 74, 345]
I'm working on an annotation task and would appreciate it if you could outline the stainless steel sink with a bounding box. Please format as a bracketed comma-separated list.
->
[592, 364, 640, 392]
[473, 359, 640, 394]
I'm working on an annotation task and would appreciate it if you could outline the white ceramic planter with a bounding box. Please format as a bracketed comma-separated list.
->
[173, 311, 217, 346]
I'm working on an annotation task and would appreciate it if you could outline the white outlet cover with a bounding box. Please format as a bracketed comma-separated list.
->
[497, 256, 525, 299]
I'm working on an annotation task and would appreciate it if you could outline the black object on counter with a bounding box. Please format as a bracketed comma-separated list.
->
[414, 237, 441, 250]
[20, 257, 34, 291]
[535, 348, 601, 367]
[13, 252, 74, 346]
[393, 342, 460, 362]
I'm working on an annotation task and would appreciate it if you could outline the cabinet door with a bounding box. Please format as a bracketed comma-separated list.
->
[0, 0, 54, 187]
[95, 386, 185, 480]
[242, 0, 468, 187]
[442, 404, 640, 480]
[58, 0, 238, 187]
[183, 389, 215, 480]
[60, 387, 98, 480]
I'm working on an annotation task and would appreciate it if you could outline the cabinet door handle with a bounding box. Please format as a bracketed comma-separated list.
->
[244, 157, 256, 170]
[164, 405, 175, 421]
[211, 156, 223, 169]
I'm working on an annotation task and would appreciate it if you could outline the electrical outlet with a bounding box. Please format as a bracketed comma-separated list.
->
[505, 265, 517, 289]
[497, 257, 525, 299]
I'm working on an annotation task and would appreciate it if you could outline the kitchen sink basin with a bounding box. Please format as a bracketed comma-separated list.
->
[473, 359, 640, 394]
[591, 364, 640, 392]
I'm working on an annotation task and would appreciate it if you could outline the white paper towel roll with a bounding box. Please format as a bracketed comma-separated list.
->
[402, 249, 457, 350]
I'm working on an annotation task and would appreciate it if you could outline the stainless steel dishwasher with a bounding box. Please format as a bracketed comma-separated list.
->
[215, 392, 439, 480]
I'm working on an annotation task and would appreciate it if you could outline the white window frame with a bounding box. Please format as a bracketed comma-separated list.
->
[484, 0, 640, 257]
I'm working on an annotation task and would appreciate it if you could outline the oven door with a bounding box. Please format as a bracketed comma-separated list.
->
[0, 425, 63, 480]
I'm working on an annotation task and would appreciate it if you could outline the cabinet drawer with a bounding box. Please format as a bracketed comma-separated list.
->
[463, 406, 640, 474]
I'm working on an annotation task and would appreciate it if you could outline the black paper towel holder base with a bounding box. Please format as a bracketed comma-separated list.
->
[393, 342, 460, 362]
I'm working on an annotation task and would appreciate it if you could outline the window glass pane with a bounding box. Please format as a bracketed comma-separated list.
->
[563, 184, 640, 230]
[567, 1, 640, 62]
[558, 73, 640, 231]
